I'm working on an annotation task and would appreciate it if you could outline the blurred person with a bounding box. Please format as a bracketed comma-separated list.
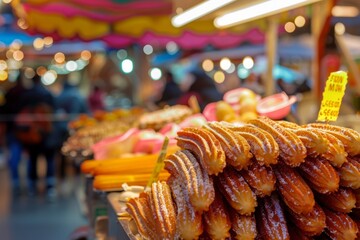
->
[15, 73, 57, 197]
[0, 72, 27, 193]
[179, 68, 223, 110]
[55, 75, 90, 180]
[241, 73, 264, 96]
[88, 85, 105, 112]
[157, 70, 183, 106]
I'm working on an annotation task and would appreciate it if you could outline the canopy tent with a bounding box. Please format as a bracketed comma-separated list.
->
[10, 0, 310, 49]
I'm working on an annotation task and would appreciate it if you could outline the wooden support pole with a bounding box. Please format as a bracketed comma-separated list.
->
[264, 16, 278, 96]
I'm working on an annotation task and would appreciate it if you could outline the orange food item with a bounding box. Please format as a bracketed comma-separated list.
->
[287, 224, 313, 240]
[286, 203, 326, 236]
[164, 150, 215, 212]
[307, 123, 360, 156]
[324, 208, 359, 240]
[204, 122, 252, 170]
[249, 116, 306, 167]
[176, 127, 226, 175]
[217, 167, 257, 215]
[126, 193, 158, 240]
[256, 193, 290, 240]
[316, 130, 348, 167]
[316, 188, 356, 213]
[230, 211, 257, 240]
[149, 181, 176, 240]
[240, 162, 276, 197]
[337, 157, 360, 189]
[298, 157, 339, 194]
[274, 164, 315, 214]
[168, 178, 203, 240]
[226, 124, 279, 166]
[81, 160, 101, 174]
[354, 188, 360, 208]
[203, 192, 231, 240]
[93, 172, 170, 191]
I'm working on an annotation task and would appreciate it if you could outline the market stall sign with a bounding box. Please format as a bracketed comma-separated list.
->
[317, 71, 348, 122]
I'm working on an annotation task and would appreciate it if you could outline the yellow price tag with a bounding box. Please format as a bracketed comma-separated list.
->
[317, 71, 348, 122]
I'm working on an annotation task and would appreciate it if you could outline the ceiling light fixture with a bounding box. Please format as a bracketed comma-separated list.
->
[171, 0, 235, 27]
[214, 0, 323, 28]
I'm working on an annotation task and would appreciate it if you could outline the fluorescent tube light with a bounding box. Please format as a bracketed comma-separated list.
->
[214, 0, 323, 28]
[171, 0, 235, 28]
[332, 6, 359, 17]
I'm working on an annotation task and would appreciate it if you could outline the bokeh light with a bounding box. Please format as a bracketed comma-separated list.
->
[17, 18, 28, 30]
[2, 0, 12, 4]
[80, 50, 91, 61]
[36, 66, 47, 76]
[24, 67, 35, 79]
[225, 63, 236, 73]
[0, 70, 8, 81]
[117, 49, 127, 60]
[149, 68, 162, 80]
[243, 56, 254, 70]
[0, 60, 7, 71]
[41, 70, 57, 85]
[214, 71, 225, 83]
[66, 61, 78, 72]
[121, 59, 133, 74]
[143, 45, 153, 55]
[166, 41, 178, 54]
[6, 49, 13, 59]
[220, 57, 231, 71]
[11, 40, 22, 50]
[33, 38, 45, 50]
[335, 22, 345, 35]
[43, 36, 53, 47]
[294, 16, 306, 27]
[202, 59, 214, 72]
[237, 64, 250, 79]
[54, 52, 65, 64]
[13, 50, 24, 61]
[285, 22, 296, 33]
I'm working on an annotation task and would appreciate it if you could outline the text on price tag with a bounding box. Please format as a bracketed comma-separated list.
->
[317, 71, 348, 122]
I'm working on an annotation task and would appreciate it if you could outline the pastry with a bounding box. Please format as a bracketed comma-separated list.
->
[337, 157, 360, 189]
[286, 203, 326, 236]
[126, 193, 158, 240]
[149, 181, 176, 240]
[316, 188, 356, 213]
[225, 124, 279, 166]
[274, 163, 315, 214]
[176, 127, 226, 175]
[298, 157, 339, 194]
[168, 178, 203, 240]
[240, 162, 276, 197]
[249, 116, 306, 167]
[230, 211, 257, 240]
[203, 191, 231, 240]
[316, 130, 348, 167]
[324, 208, 358, 240]
[307, 123, 360, 156]
[287, 224, 313, 240]
[204, 122, 252, 170]
[217, 167, 257, 215]
[164, 150, 215, 212]
[256, 193, 290, 240]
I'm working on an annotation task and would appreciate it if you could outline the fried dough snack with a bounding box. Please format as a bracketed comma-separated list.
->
[298, 157, 339, 194]
[204, 122, 252, 170]
[337, 157, 360, 189]
[256, 193, 290, 240]
[203, 192, 231, 240]
[316, 188, 356, 213]
[230, 211, 257, 240]
[287, 224, 313, 240]
[149, 181, 176, 240]
[176, 127, 226, 175]
[324, 208, 359, 240]
[168, 178, 203, 240]
[226, 124, 279, 166]
[315, 130, 348, 167]
[307, 123, 360, 156]
[278, 121, 329, 156]
[240, 162, 276, 197]
[164, 150, 215, 212]
[354, 188, 360, 208]
[217, 167, 257, 215]
[274, 163, 315, 214]
[249, 116, 306, 166]
[286, 203, 326, 236]
[126, 194, 157, 240]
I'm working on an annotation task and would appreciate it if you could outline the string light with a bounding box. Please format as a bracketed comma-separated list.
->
[80, 50, 91, 61]
[214, 71, 225, 83]
[202, 59, 214, 72]
[54, 52, 65, 64]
